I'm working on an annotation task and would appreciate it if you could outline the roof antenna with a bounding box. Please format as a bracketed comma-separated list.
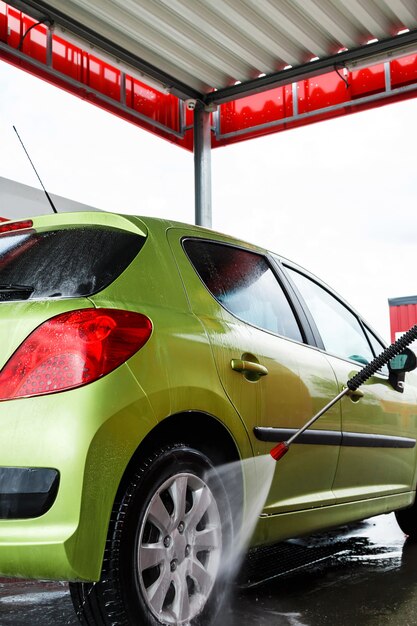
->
[13, 125, 58, 214]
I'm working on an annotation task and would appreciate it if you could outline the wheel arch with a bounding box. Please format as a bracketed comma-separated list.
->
[116, 410, 243, 501]
[65, 408, 250, 581]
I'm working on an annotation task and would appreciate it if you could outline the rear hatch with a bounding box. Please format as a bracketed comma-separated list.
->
[0, 215, 146, 370]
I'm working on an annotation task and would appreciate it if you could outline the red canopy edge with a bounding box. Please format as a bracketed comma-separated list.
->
[1, 1, 417, 151]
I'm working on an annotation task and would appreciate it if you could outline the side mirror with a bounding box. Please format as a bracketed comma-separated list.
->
[388, 348, 417, 392]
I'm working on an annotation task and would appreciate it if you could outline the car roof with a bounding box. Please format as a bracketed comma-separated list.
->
[3, 211, 383, 342]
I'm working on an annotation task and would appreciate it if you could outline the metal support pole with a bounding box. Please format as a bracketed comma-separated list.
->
[194, 105, 212, 227]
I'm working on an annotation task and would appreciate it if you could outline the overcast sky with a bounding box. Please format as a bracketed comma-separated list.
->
[1, 60, 416, 340]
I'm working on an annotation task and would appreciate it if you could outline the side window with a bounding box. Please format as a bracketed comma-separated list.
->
[286, 267, 373, 364]
[183, 239, 303, 342]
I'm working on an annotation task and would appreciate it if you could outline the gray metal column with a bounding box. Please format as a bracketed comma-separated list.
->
[194, 104, 212, 227]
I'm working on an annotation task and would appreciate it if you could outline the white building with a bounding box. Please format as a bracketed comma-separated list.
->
[0, 177, 99, 220]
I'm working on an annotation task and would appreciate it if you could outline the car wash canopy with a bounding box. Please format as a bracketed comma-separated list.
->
[1, 0, 417, 223]
[2, 0, 417, 149]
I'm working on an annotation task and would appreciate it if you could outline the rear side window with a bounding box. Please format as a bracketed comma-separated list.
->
[183, 239, 302, 342]
[0, 225, 145, 301]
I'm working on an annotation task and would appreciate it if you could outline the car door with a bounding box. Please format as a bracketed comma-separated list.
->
[169, 229, 342, 515]
[284, 264, 417, 503]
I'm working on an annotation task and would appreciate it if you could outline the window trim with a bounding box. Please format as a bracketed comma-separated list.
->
[362, 323, 389, 378]
[268, 253, 317, 347]
[181, 236, 306, 345]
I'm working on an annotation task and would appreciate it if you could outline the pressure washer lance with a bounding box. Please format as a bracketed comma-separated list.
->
[270, 323, 417, 462]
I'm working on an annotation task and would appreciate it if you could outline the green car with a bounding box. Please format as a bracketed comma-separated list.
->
[0, 211, 416, 626]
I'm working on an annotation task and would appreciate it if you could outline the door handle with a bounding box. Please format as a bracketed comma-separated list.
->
[231, 358, 268, 380]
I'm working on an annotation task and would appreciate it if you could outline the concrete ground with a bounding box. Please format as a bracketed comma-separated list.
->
[0, 513, 414, 625]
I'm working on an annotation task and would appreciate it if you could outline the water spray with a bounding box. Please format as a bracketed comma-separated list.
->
[270, 324, 417, 462]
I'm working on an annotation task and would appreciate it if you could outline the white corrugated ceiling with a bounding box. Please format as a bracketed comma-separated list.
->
[14, 0, 417, 101]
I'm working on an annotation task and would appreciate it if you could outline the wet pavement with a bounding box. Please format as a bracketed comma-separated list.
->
[1, 513, 416, 625]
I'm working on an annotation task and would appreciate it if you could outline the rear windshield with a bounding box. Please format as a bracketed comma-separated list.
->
[0, 225, 145, 301]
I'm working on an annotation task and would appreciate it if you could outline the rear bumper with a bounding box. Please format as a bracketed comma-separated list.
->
[0, 365, 157, 582]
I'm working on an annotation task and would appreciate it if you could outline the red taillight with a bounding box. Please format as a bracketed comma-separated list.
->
[0, 219, 33, 233]
[0, 309, 152, 400]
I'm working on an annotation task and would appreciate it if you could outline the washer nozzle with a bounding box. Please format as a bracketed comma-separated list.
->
[270, 441, 289, 461]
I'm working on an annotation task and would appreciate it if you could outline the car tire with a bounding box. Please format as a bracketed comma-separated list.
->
[70, 443, 233, 625]
[395, 500, 417, 540]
